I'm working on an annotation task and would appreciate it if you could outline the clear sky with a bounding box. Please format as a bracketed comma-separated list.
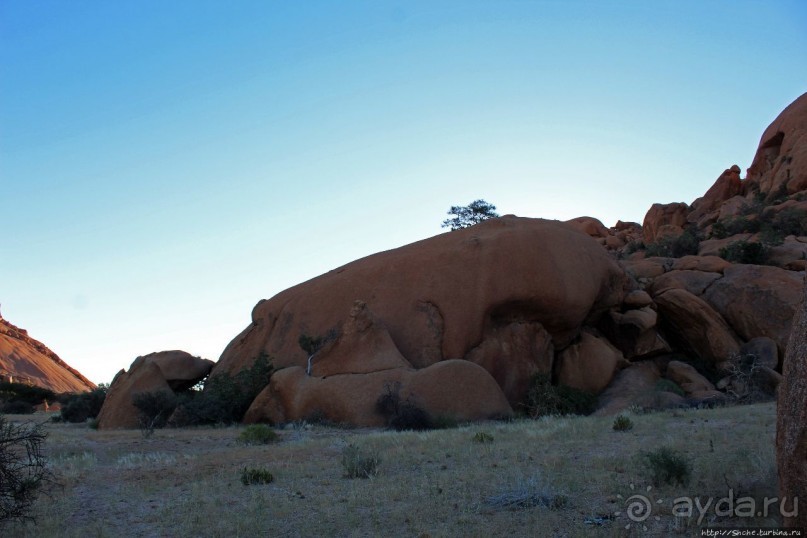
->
[2, 1, 806, 385]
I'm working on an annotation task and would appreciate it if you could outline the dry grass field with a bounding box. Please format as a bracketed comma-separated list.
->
[3, 402, 780, 537]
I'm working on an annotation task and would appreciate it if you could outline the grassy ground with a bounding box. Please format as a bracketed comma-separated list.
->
[2, 402, 780, 537]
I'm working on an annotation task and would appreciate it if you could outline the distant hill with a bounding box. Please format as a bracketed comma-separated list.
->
[0, 311, 95, 393]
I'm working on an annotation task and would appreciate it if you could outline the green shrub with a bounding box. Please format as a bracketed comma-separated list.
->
[132, 390, 178, 436]
[640, 446, 692, 486]
[237, 424, 278, 445]
[60, 385, 107, 423]
[644, 228, 700, 258]
[240, 467, 274, 485]
[0, 382, 56, 408]
[524, 374, 597, 418]
[719, 240, 769, 264]
[341, 444, 380, 479]
[170, 353, 273, 426]
[654, 379, 685, 397]
[1, 401, 35, 414]
[473, 431, 494, 443]
[771, 208, 807, 237]
[612, 415, 634, 432]
[375, 382, 433, 431]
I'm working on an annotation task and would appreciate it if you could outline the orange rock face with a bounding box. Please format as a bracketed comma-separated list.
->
[216, 217, 628, 395]
[747, 92, 807, 196]
[642, 203, 689, 243]
[654, 288, 741, 364]
[96, 351, 213, 429]
[0, 314, 95, 393]
[703, 265, 803, 356]
[555, 331, 625, 394]
[244, 360, 513, 427]
[777, 276, 806, 529]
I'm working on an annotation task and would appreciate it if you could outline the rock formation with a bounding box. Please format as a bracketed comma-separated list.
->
[0, 312, 95, 393]
[215, 92, 807, 426]
[777, 276, 806, 529]
[216, 216, 630, 419]
[96, 351, 213, 429]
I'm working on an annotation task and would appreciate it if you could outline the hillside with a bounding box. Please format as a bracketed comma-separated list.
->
[0, 312, 95, 393]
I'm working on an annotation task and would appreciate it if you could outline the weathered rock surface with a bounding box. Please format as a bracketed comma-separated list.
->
[649, 270, 722, 297]
[643, 203, 689, 243]
[703, 265, 803, 355]
[464, 321, 553, 406]
[132, 351, 215, 391]
[0, 313, 95, 393]
[96, 361, 173, 430]
[655, 288, 741, 363]
[746, 92, 807, 196]
[243, 360, 513, 426]
[777, 275, 806, 529]
[665, 360, 715, 394]
[216, 217, 628, 396]
[554, 331, 625, 394]
[97, 351, 213, 429]
[309, 301, 412, 377]
[595, 360, 686, 415]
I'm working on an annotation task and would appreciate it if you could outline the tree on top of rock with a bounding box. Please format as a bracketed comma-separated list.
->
[441, 199, 499, 230]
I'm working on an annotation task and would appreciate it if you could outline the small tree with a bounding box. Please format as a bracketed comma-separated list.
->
[0, 415, 51, 524]
[441, 199, 499, 230]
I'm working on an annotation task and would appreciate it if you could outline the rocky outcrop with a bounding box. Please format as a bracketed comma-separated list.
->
[642, 203, 689, 243]
[554, 331, 625, 393]
[654, 289, 741, 364]
[702, 265, 803, 355]
[0, 313, 95, 393]
[215, 217, 628, 413]
[688, 166, 743, 225]
[777, 276, 806, 529]
[746, 92, 807, 196]
[243, 360, 513, 426]
[97, 351, 213, 429]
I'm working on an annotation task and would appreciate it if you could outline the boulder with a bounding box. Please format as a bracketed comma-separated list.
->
[643, 203, 689, 243]
[595, 360, 686, 415]
[243, 360, 513, 426]
[464, 321, 553, 406]
[649, 270, 722, 297]
[746, 92, 807, 196]
[599, 307, 670, 360]
[655, 288, 741, 363]
[96, 361, 173, 430]
[688, 166, 743, 223]
[309, 301, 412, 377]
[623, 290, 653, 308]
[665, 360, 715, 394]
[132, 350, 214, 391]
[563, 216, 610, 238]
[777, 275, 807, 529]
[766, 236, 807, 269]
[703, 264, 804, 355]
[621, 258, 672, 280]
[738, 337, 779, 370]
[670, 255, 731, 274]
[96, 350, 213, 429]
[555, 332, 625, 394]
[697, 234, 753, 257]
[216, 217, 628, 391]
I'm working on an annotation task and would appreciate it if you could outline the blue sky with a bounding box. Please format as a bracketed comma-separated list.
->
[2, 1, 806, 384]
